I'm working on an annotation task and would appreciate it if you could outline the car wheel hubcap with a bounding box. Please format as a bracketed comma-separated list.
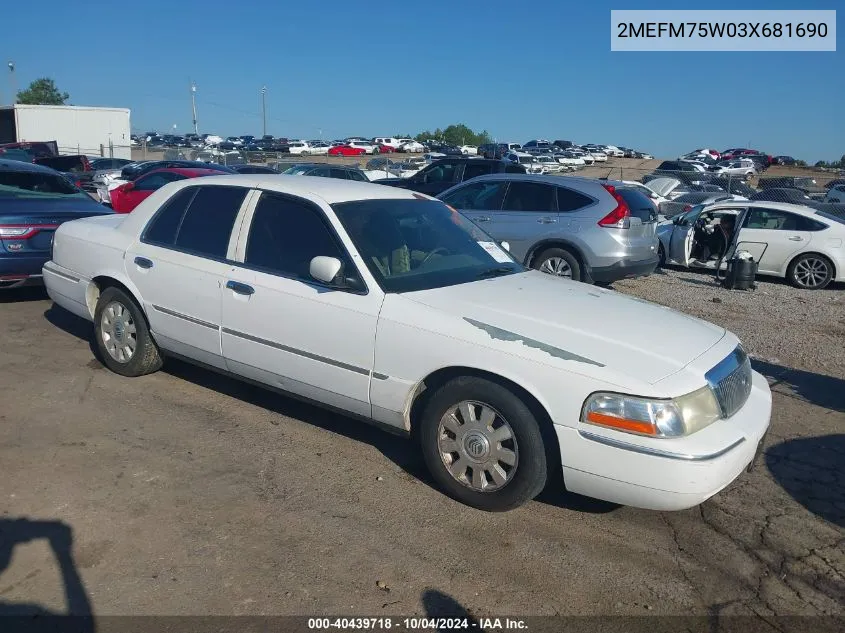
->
[437, 400, 518, 492]
[795, 258, 828, 288]
[540, 256, 572, 278]
[100, 301, 137, 363]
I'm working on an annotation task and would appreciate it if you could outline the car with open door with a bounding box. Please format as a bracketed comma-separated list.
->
[657, 201, 845, 289]
[43, 175, 771, 512]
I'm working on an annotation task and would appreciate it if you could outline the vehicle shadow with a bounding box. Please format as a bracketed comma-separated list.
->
[0, 517, 95, 630]
[43, 304, 616, 514]
[751, 358, 845, 413]
[0, 286, 49, 304]
[765, 434, 845, 528]
[421, 589, 481, 630]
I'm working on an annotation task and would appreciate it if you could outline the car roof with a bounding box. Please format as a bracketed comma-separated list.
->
[145, 167, 224, 177]
[176, 174, 425, 204]
[0, 159, 64, 175]
[702, 200, 819, 216]
[464, 173, 608, 188]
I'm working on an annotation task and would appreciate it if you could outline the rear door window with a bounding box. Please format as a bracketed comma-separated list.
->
[174, 186, 248, 258]
[502, 182, 557, 212]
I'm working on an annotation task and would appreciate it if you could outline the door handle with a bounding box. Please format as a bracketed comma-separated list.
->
[134, 256, 153, 269]
[537, 217, 557, 224]
[226, 280, 255, 296]
[788, 236, 804, 241]
[475, 216, 492, 222]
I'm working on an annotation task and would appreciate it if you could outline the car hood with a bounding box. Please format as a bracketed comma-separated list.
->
[646, 177, 683, 197]
[402, 271, 726, 386]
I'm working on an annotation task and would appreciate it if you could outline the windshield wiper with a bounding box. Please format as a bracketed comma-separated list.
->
[475, 266, 516, 279]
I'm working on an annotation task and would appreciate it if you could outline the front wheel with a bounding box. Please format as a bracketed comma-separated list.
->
[419, 377, 547, 511]
[372, 147, 380, 154]
[94, 287, 163, 376]
[658, 242, 666, 267]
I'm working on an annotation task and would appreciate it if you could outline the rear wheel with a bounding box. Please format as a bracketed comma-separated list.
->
[418, 377, 547, 512]
[532, 247, 582, 282]
[787, 254, 833, 290]
[94, 287, 163, 376]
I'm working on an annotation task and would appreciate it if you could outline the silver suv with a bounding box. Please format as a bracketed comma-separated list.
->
[438, 174, 659, 283]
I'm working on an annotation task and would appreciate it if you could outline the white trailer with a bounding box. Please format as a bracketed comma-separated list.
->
[0, 104, 131, 159]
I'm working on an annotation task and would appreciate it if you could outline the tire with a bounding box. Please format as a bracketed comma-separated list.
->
[658, 242, 666, 267]
[532, 247, 582, 282]
[373, 147, 380, 154]
[786, 254, 834, 290]
[301, 150, 309, 156]
[418, 377, 547, 512]
[93, 286, 163, 377]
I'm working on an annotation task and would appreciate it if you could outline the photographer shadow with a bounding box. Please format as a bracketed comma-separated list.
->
[0, 517, 95, 630]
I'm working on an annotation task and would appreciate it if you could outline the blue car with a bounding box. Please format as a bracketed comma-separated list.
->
[1, 159, 113, 289]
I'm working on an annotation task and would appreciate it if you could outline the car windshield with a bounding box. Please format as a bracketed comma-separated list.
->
[332, 199, 523, 293]
[0, 171, 88, 199]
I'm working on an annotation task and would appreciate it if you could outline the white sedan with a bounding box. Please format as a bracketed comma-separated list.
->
[43, 176, 771, 512]
[347, 141, 377, 154]
[711, 159, 756, 180]
[460, 145, 478, 155]
[398, 141, 425, 153]
[657, 200, 845, 289]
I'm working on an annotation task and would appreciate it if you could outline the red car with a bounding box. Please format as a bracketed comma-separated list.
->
[328, 145, 366, 157]
[110, 167, 219, 213]
[377, 144, 396, 154]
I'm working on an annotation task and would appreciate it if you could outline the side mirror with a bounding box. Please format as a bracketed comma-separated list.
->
[500, 241, 511, 252]
[310, 256, 342, 284]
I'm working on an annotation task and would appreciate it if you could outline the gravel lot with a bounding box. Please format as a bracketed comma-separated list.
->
[0, 269, 842, 627]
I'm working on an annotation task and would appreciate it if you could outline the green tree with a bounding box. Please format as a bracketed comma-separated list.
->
[16, 78, 70, 105]
[413, 124, 492, 146]
[814, 160, 828, 168]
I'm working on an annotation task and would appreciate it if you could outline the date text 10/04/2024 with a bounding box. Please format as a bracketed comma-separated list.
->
[307, 617, 528, 630]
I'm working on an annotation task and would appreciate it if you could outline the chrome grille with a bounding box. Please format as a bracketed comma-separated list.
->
[706, 346, 753, 419]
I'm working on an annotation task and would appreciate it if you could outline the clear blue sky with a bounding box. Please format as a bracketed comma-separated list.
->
[3, 0, 842, 161]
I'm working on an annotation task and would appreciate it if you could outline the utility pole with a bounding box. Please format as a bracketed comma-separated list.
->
[190, 82, 198, 135]
[261, 86, 267, 137]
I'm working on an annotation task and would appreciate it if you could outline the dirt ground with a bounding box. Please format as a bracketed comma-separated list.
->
[0, 267, 842, 625]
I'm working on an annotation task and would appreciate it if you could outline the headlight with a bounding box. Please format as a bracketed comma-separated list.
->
[582, 386, 721, 438]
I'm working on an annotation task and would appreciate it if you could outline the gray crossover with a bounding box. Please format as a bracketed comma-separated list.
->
[438, 174, 659, 283]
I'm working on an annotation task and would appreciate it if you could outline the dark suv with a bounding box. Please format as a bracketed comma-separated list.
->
[373, 158, 526, 196]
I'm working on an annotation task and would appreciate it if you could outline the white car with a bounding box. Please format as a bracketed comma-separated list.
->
[533, 155, 562, 173]
[711, 159, 756, 180]
[503, 151, 545, 174]
[657, 201, 845, 289]
[823, 184, 845, 202]
[553, 153, 586, 168]
[423, 152, 447, 164]
[603, 145, 625, 157]
[398, 140, 425, 153]
[460, 145, 478, 155]
[347, 141, 377, 154]
[287, 141, 327, 156]
[586, 150, 608, 162]
[373, 137, 405, 151]
[43, 175, 771, 512]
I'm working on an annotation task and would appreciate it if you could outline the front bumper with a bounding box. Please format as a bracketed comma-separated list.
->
[555, 370, 772, 510]
[589, 255, 659, 283]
